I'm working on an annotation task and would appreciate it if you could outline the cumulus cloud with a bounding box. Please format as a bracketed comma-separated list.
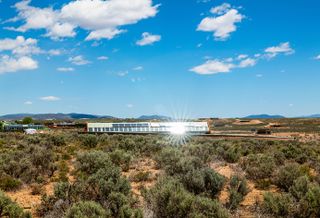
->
[24, 101, 33, 105]
[0, 55, 38, 74]
[314, 54, 320, 60]
[68, 55, 90, 65]
[190, 60, 234, 75]
[126, 104, 134, 108]
[0, 36, 41, 56]
[8, 0, 159, 40]
[191, 42, 294, 75]
[57, 67, 74, 72]
[117, 71, 129, 77]
[97, 56, 108, 60]
[197, 3, 244, 40]
[264, 42, 295, 58]
[40, 96, 60, 101]
[238, 58, 256, 68]
[136, 32, 161, 46]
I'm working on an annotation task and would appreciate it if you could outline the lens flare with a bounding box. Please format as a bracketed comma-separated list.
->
[169, 122, 186, 135]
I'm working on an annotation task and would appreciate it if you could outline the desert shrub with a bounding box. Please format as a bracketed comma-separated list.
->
[107, 192, 142, 218]
[65, 201, 109, 218]
[227, 175, 249, 210]
[130, 171, 151, 182]
[289, 176, 310, 200]
[262, 192, 293, 217]
[144, 178, 228, 218]
[185, 143, 217, 163]
[0, 175, 22, 191]
[109, 149, 132, 171]
[31, 183, 45, 195]
[76, 151, 112, 175]
[217, 145, 242, 163]
[300, 184, 320, 217]
[0, 190, 31, 218]
[58, 160, 69, 182]
[49, 135, 66, 147]
[273, 163, 308, 191]
[241, 154, 276, 181]
[81, 134, 98, 148]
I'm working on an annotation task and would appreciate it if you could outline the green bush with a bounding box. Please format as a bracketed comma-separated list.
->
[76, 151, 112, 175]
[0, 190, 31, 218]
[130, 171, 151, 182]
[273, 163, 307, 191]
[81, 135, 98, 148]
[66, 201, 109, 218]
[144, 178, 228, 218]
[109, 149, 132, 172]
[241, 154, 276, 180]
[289, 176, 310, 200]
[0, 175, 22, 191]
[227, 175, 248, 210]
[262, 192, 293, 217]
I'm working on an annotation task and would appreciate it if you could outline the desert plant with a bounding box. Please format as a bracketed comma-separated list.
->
[81, 135, 98, 148]
[262, 192, 293, 217]
[273, 163, 308, 191]
[65, 201, 109, 218]
[0, 190, 31, 217]
[227, 175, 249, 210]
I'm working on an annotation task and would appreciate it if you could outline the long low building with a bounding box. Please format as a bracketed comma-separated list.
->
[3, 124, 44, 132]
[87, 122, 209, 135]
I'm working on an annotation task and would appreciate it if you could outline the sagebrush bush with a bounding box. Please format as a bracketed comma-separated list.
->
[144, 178, 228, 218]
[0, 175, 22, 191]
[81, 134, 98, 148]
[0, 190, 31, 218]
[241, 154, 276, 180]
[273, 163, 308, 191]
[227, 175, 248, 210]
[262, 192, 293, 217]
[65, 201, 109, 218]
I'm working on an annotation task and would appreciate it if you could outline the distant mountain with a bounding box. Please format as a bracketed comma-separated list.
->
[138, 115, 171, 120]
[0, 113, 114, 120]
[301, 114, 320, 118]
[244, 114, 286, 119]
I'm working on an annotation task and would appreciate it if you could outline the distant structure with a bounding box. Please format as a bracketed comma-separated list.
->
[86, 122, 209, 135]
[3, 124, 44, 132]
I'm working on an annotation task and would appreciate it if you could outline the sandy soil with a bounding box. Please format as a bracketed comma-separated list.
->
[122, 157, 162, 205]
[233, 120, 264, 125]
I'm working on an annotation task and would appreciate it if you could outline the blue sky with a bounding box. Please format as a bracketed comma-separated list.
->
[0, 0, 319, 118]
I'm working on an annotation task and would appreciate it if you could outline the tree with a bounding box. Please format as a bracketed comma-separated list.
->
[22, 117, 33, 124]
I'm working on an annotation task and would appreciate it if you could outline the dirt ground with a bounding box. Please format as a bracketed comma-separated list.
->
[210, 161, 279, 218]
[122, 158, 162, 206]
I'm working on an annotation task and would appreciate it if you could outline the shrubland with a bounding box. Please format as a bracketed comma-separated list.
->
[0, 129, 320, 217]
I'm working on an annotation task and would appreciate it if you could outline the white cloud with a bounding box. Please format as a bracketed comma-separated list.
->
[236, 54, 248, 60]
[24, 101, 32, 105]
[126, 104, 134, 108]
[133, 66, 143, 71]
[9, 0, 159, 40]
[0, 36, 41, 56]
[190, 60, 234, 75]
[57, 67, 74, 72]
[238, 58, 256, 68]
[256, 74, 263, 78]
[264, 42, 295, 58]
[0, 55, 38, 74]
[191, 42, 295, 75]
[210, 3, 231, 15]
[136, 32, 161, 46]
[117, 71, 129, 77]
[314, 54, 320, 60]
[197, 4, 244, 40]
[68, 55, 90, 65]
[40, 96, 60, 101]
[97, 56, 109, 60]
[48, 49, 62, 56]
